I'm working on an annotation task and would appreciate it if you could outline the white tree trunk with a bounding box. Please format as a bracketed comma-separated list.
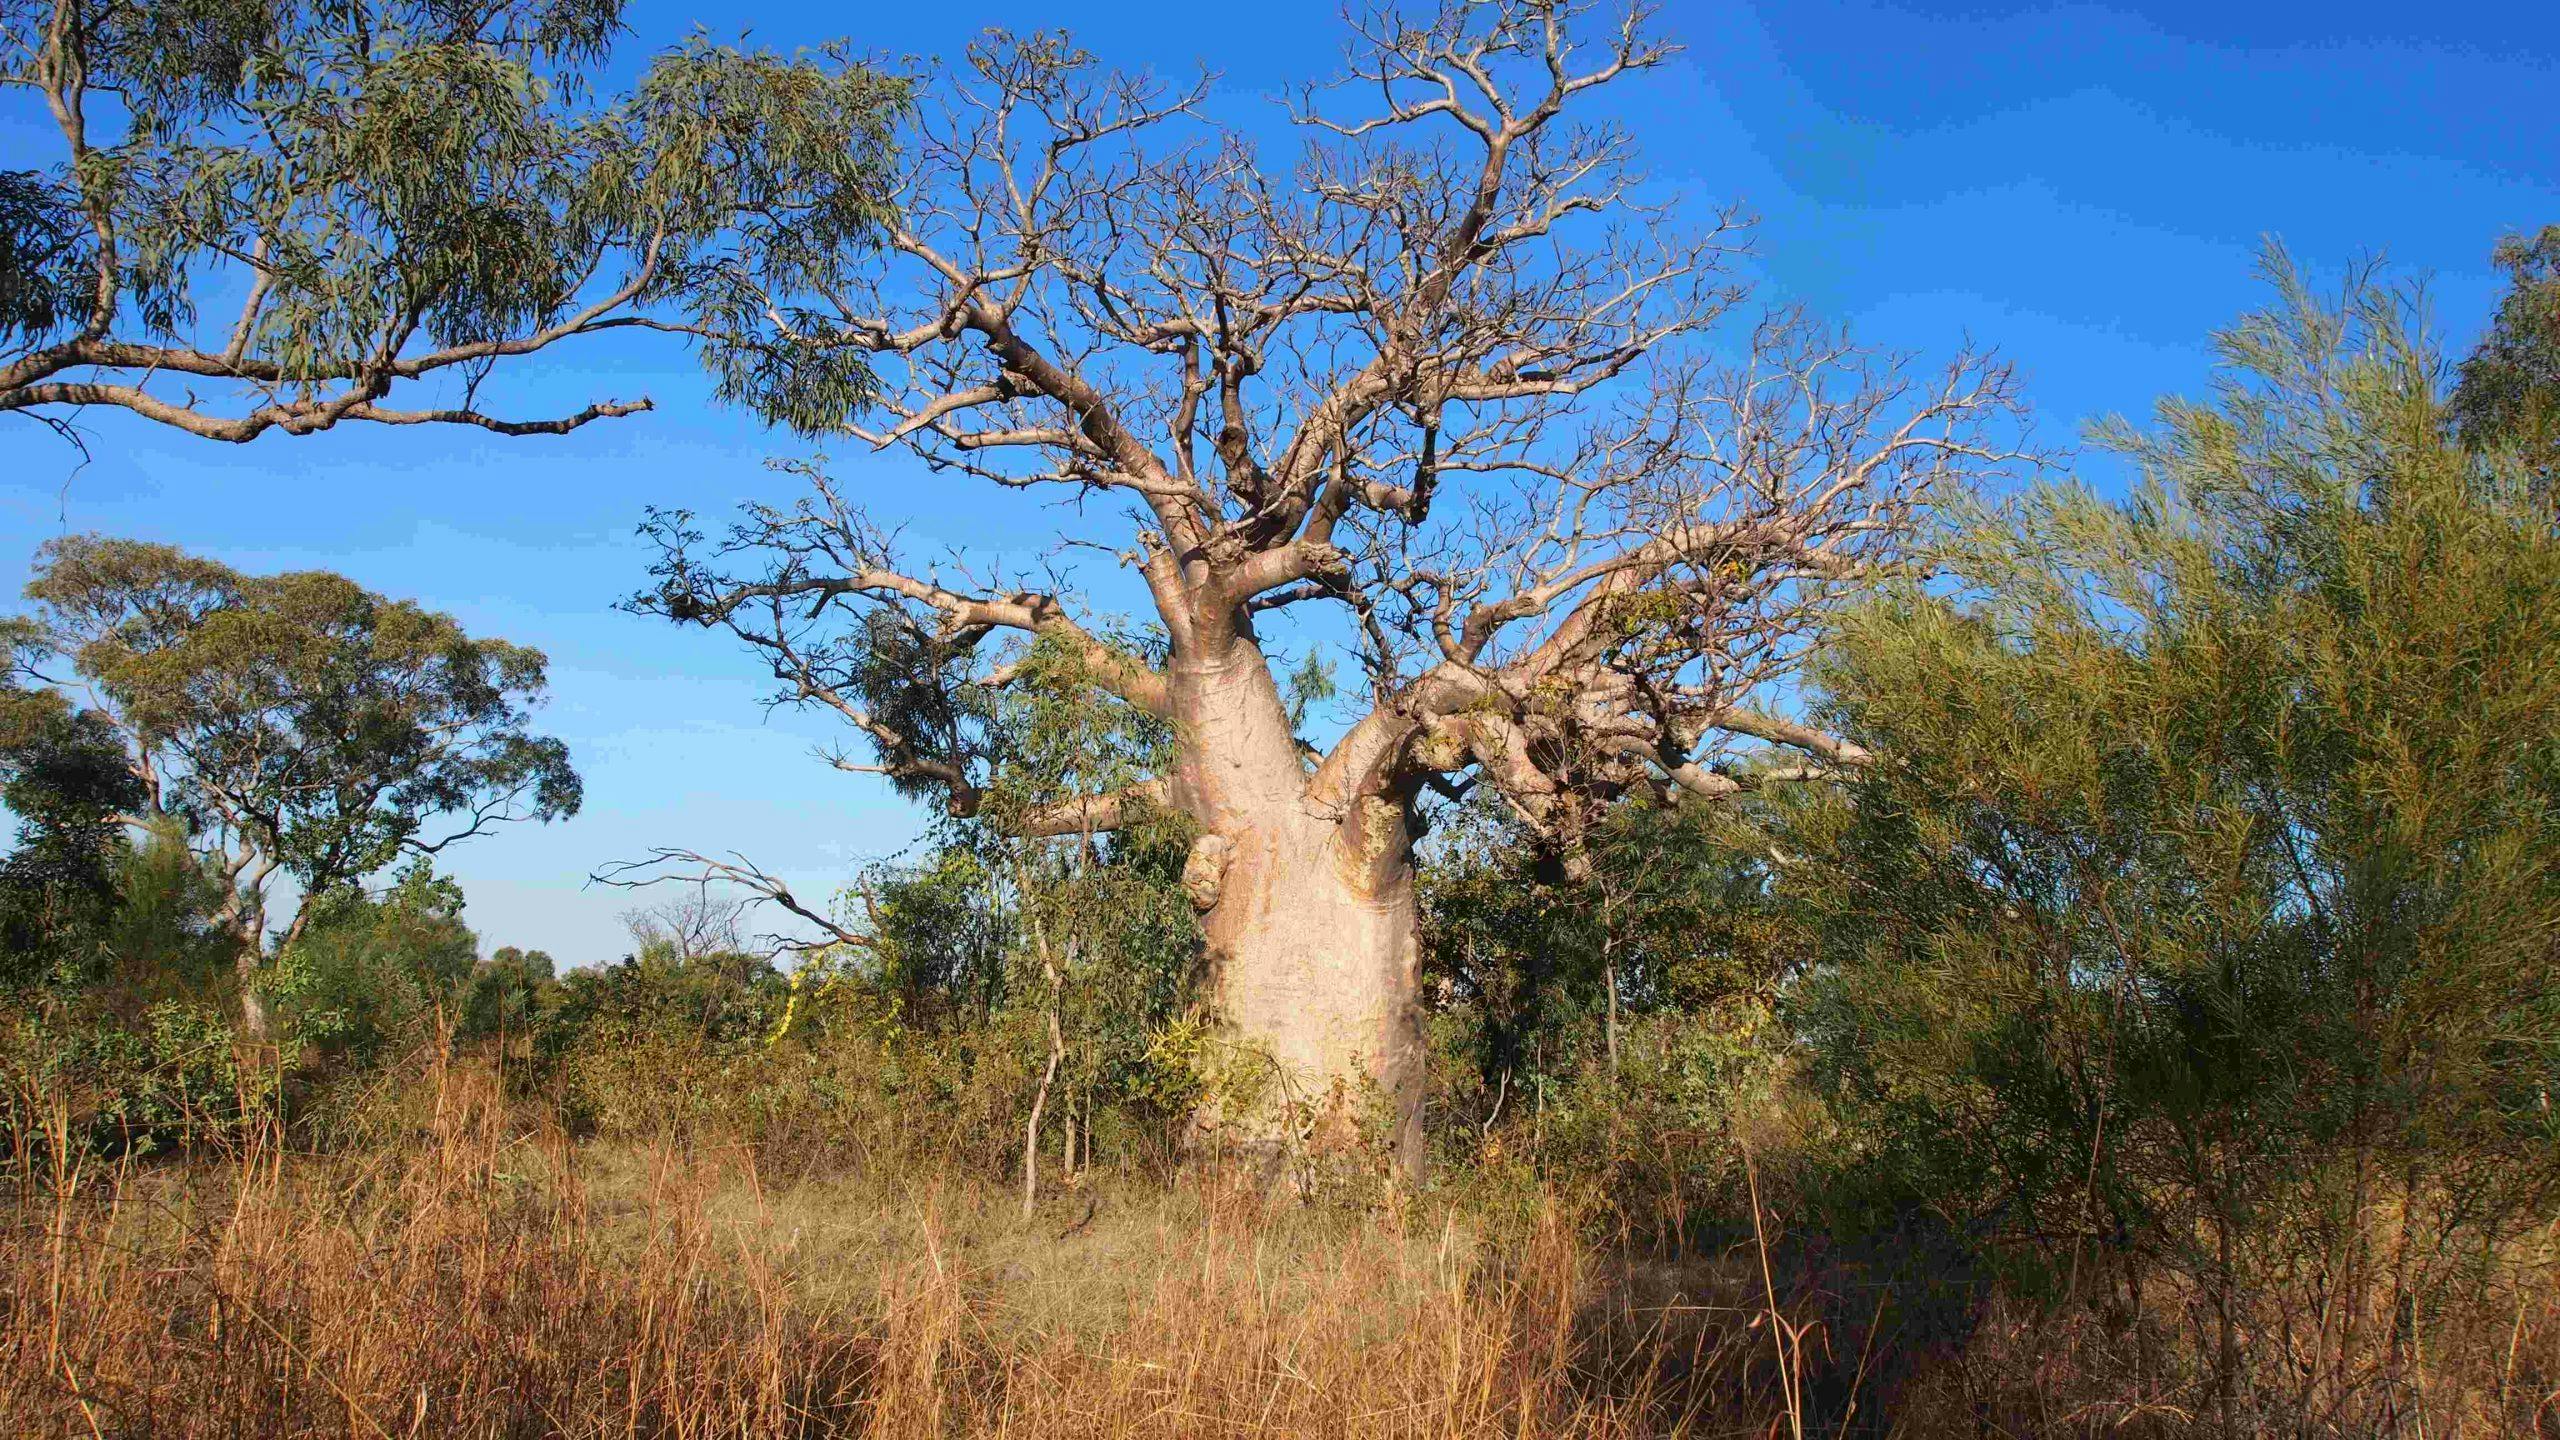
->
[237, 958, 270, 1042]
[1198, 809, 1425, 1177]
[225, 904, 270, 1042]
[1168, 639, 1427, 1179]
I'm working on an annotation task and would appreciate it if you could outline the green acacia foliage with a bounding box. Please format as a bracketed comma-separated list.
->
[17, 535, 579, 947]
[812, 829, 1203, 1171]
[1, 993, 251, 1157]
[276, 862, 478, 1063]
[1787, 257, 2560, 1405]
[4, 618, 233, 999]
[0, 710, 140, 985]
[860, 847, 1011, 1019]
[1417, 795, 1809, 1224]
[1422, 797, 1793, 1094]
[93, 822, 241, 999]
[858, 628, 1204, 1163]
[2, 0, 904, 441]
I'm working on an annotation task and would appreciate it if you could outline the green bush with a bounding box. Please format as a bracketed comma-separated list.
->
[1780, 255, 2560, 1423]
[270, 862, 479, 1068]
[1, 996, 262, 1159]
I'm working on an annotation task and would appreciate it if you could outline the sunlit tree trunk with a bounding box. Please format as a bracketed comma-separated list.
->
[211, 884, 271, 1041]
[1163, 637, 1427, 1176]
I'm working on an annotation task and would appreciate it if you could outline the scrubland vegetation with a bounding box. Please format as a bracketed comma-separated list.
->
[8, 0, 2560, 1433]
[11, 255, 2560, 1435]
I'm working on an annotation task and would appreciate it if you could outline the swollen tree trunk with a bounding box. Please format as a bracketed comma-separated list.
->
[1195, 805, 1426, 1176]
[1165, 639, 1428, 1179]
[635, 0, 2006, 1192]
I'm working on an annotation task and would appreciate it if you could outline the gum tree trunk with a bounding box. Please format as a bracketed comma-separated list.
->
[216, 894, 271, 1042]
[237, 947, 269, 1041]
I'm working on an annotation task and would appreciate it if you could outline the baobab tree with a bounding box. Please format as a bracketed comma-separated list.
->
[637, 2, 2020, 1170]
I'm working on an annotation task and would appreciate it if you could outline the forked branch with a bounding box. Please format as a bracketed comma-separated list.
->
[591, 848, 871, 955]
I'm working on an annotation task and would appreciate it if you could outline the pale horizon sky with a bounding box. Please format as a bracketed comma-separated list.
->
[3, 0, 2554, 963]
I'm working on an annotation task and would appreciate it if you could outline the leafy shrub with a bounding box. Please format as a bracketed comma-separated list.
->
[1782, 256, 2560, 1426]
[1, 997, 260, 1158]
[270, 862, 478, 1068]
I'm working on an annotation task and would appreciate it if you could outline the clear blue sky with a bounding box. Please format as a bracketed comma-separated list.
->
[3, 0, 2553, 962]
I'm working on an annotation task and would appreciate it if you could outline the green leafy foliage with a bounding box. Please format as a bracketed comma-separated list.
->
[536, 943, 789, 1138]
[1423, 796, 1796, 1095]
[458, 944, 556, 1048]
[94, 819, 243, 1001]
[1419, 793, 1810, 1226]
[2453, 224, 2560, 486]
[2, 0, 907, 438]
[775, 626, 1210, 1171]
[529, 622, 1210, 1170]
[0, 703, 142, 988]
[273, 861, 479, 1065]
[1783, 251, 2560, 1410]
[16, 535, 579, 950]
[1, 995, 256, 1159]
[0, 168, 85, 351]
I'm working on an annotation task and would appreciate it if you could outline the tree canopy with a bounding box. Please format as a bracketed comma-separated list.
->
[0, 617, 142, 983]
[635, 6, 2024, 856]
[2453, 225, 2560, 486]
[1784, 254, 2560, 1417]
[15, 536, 580, 967]
[620, 1, 2023, 1166]
[2, 0, 905, 443]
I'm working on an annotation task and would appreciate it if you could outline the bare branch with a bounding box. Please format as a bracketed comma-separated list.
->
[1004, 779, 1170, 837]
[592, 848, 871, 956]
[651, 3, 2025, 873]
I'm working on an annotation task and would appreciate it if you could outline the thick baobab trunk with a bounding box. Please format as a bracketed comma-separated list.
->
[1167, 641, 1427, 1179]
[1193, 805, 1426, 1177]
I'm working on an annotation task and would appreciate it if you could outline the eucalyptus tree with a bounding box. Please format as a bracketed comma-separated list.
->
[1, 616, 143, 982]
[2454, 224, 2560, 487]
[637, 2, 2020, 1169]
[17, 535, 579, 1034]
[1, 0, 903, 443]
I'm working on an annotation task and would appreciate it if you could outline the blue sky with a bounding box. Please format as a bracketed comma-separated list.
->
[3, 0, 2554, 962]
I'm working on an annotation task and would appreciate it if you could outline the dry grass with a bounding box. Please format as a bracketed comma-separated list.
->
[8, 1054, 2556, 1437]
[1895, 1241, 2560, 1439]
[0, 1058, 1792, 1438]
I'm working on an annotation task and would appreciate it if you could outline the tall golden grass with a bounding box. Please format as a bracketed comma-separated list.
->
[6, 1050, 2556, 1437]
[1, 1054, 1799, 1438]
